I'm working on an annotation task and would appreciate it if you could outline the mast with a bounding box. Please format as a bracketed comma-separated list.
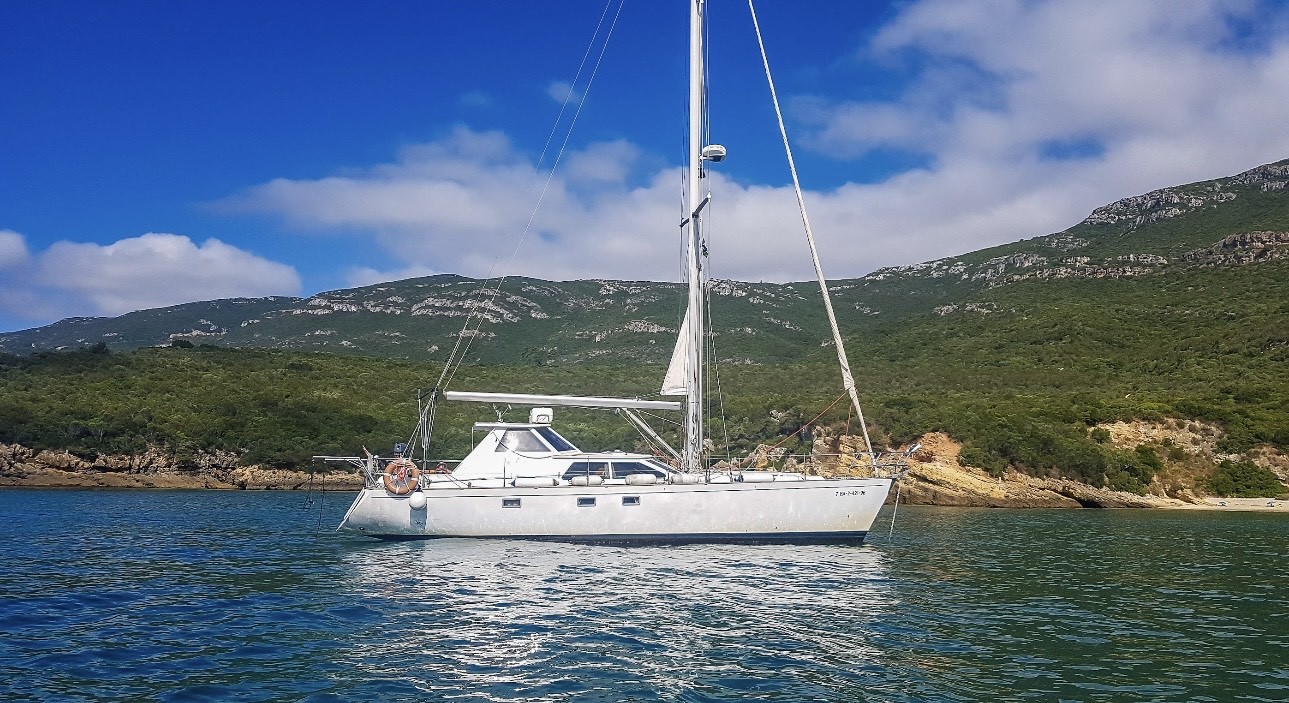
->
[683, 0, 706, 473]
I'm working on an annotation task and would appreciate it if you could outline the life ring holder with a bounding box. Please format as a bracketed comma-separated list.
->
[381, 458, 420, 495]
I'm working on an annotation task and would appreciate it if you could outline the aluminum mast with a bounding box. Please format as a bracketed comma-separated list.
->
[683, 0, 707, 473]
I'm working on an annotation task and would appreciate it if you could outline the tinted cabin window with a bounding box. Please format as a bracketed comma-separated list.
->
[502, 498, 521, 508]
[610, 462, 667, 479]
[622, 496, 641, 506]
[536, 427, 576, 452]
[577, 497, 596, 507]
[494, 430, 550, 453]
[645, 459, 675, 473]
[562, 461, 609, 480]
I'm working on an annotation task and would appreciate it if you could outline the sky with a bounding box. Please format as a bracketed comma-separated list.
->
[3, 0, 1289, 333]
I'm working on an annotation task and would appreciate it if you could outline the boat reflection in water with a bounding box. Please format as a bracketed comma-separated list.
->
[337, 538, 894, 698]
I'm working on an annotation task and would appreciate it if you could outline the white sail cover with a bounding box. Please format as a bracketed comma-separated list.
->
[660, 309, 691, 396]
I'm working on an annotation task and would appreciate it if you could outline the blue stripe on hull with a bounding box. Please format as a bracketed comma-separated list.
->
[370, 530, 869, 546]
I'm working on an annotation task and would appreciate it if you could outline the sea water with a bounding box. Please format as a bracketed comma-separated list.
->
[0, 489, 1284, 702]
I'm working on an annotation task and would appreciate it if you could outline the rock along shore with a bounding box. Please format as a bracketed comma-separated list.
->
[0, 443, 362, 491]
[879, 433, 1285, 512]
[799, 429, 1287, 512]
[2, 434, 1285, 512]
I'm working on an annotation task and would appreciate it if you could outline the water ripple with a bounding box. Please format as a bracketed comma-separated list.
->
[0, 490, 1285, 701]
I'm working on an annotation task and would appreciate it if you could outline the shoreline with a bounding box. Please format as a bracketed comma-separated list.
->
[3, 437, 1285, 510]
[0, 465, 363, 492]
[1155, 496, 1286, 512]
[2, 469, 1284, 512]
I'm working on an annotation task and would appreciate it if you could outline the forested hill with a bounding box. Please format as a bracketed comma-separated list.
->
[3, 159, 1286, 367]
[1, 159, 1286, 498]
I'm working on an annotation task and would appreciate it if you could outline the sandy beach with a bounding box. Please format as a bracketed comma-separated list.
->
[1162, 496, 1287, 512]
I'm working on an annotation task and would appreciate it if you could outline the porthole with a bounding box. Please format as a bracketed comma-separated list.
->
[622, 496, 641, 506]
[577, 497, 596, 507]
[502, 498, 521, 508]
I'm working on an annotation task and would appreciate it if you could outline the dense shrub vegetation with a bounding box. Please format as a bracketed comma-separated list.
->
[1, 316, 1285, 495]
[1205, 460, 1286, 498]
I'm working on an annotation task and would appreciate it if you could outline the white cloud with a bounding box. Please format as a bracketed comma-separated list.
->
[219, 122, 961, 284]
[0, 231, 302, 324]
[218, 127, 689, 282]
[215, 0, 1289, 288]
[345, 263, 443, 288]
[546, 80, 579, 104]
[0, 229, 30, 269]
[792, 0, 1289, 259]
[563, 140, 641, 185]
[0, 230, 46, 327]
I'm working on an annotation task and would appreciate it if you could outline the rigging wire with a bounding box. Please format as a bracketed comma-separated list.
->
[888, 479, 902, 541]
[425, 0, 628, 433]
[701, 198, 734, 467]
[636, 409, 681, 427]
[746, 0, 877, 465]
[676, 42, 693, 330]
[707, 286, 733, 467]
[619, 413, 672, 459]
[702, 0, 712, 152]
[765, 391, 848, 453]
[426, 0, 617, 388]
[443, 0, 626, 393]
[534, 0, 617, 174]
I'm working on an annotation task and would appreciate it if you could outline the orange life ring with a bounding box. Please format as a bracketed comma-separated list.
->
[382, 458, 420, 495]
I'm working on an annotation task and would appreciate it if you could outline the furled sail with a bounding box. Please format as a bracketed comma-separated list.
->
[660, 309, 691, 396]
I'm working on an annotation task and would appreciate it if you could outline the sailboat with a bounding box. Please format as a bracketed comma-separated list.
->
[324, 0, 901, 543]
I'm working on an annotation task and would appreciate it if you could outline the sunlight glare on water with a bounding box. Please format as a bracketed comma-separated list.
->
[0, 489, 1285, 702]
[340, 539, 893, 701]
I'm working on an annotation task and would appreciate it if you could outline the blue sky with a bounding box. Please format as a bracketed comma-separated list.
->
[3, 0, 1289, 333]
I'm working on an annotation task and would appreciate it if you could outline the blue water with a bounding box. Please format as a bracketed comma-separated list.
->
[0, 489, 1285, 702]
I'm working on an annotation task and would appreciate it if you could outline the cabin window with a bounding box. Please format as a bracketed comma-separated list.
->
[494, 430, 550, 453]
[562, 461, 609, 480]
[622, 496, 640, 506]
[502, 498, 521, 508]
[577, 497, 596, 507]
[645, 459, 675, 473]
[610, 462, 667, 479]
[536, 427, 577, 452]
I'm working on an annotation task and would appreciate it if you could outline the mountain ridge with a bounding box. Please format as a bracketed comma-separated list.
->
[2, 158, 1286, 367]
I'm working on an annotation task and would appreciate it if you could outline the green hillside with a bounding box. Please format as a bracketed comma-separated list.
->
[0, 159, 1286, 495]
[5, 162, 1284, 368]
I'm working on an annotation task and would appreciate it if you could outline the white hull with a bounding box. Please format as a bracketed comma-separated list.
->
[339, 477, 892, 544]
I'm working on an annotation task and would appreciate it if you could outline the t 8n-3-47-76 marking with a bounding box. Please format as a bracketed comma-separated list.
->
[835, 490, 867, 497]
